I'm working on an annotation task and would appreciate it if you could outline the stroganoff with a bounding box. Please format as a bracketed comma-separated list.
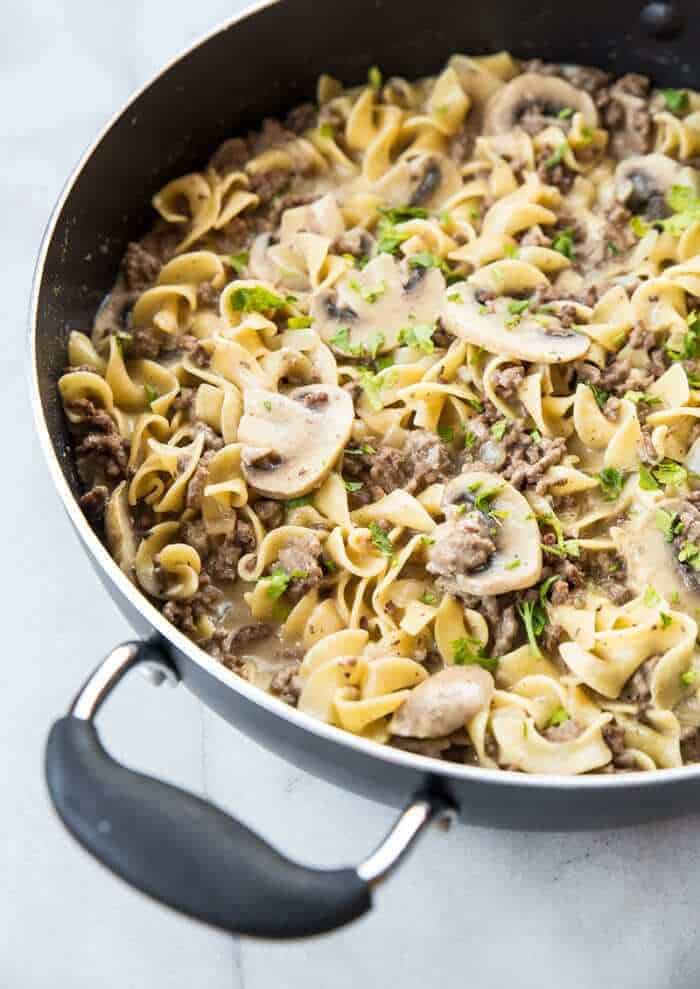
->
[59, 53, 700, 774]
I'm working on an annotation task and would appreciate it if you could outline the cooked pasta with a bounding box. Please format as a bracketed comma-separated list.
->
[60, 54, 700, 774]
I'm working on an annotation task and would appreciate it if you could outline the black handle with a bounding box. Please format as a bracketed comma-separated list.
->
[45, 641, 451, 939]
[46, 716, 369, 937]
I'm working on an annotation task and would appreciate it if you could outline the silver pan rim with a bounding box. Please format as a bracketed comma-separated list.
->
[28, 0, 700, 794]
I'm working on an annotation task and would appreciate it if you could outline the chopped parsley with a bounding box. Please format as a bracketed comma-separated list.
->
[659, 186, 700, 236]
[661, 89, 690, 114]
[666, 311, 700, 362]
[623, 390, 661, 407]
[228, 251, 249, 275]
[349, 277, 387, 303]
[330, 328, 385, 359]
[358, 368, 386, 410]
[507, 299, 530, 317]
[368, 66, 382, 90]
[229, 286, 284, 314]
[597, 466, 625, 502]
[408, 251, 441, 270]
[378, 205, 428, 224]
[544, 143, 568, 170]
[505, 559, 522, 570]
[517, 599, 546, 659]
[558, 106, 574, 119]
[469, 482, 505, 521]
[398, 322, 435, 353]
[681, 669, 698, 686]
[144, 382, 158, 407]
[264, 566, 308, 601]
[287, 315, 313, 329]
[286, 494, 313, 510]
[447, 291, 464, 303]
[551, 227, 575, 259]
[547, 707, 570, 728]
[640, 460, 688, 491]
[464, 430, 477, 451]
[452, 637, 498, 672]
[437, 425, 454, 443]
[263, 400, 272, 412]
[345, 443, 376, 455]
[588, 383, 610, 409]
[419, 591, 438, 606]
[660, 612, 673, 629]
[655, 508, 682, 542]
[491, 419, 508, 441]
[653, 460, 688, 489]
[678, 541, 700, 571]
[539, 514, 580, 559]
[342, 478, 363, 493]
[369, 521, 393, 557]
[643, 585, 661, 608]
[318, 122, 335, 139]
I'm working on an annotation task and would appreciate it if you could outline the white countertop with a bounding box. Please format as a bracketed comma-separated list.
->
[4, 2, 700, 986]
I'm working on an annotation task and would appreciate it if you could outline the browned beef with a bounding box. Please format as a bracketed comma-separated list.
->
[285, 102, 318, 134]
[71, 400, 129, 487]
[79, 485, 108, 522]
[197, 282, 221, 308]
[208, 520, 257, 582]
[209, 137, 250, 174]
[162, 573, 223, 636]
[122, 242, 161, 292]
[186, 451, 215, 511]
[276, 533, 323, 602]
[492, 365, 525, 400]
[254, 499, 285, 529]
[270, 661, 302, 704]
[599, 73, 654, 157]
[427, 512, 497, 585]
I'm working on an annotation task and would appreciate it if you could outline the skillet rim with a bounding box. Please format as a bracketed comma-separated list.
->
[28, 0, 700, 794]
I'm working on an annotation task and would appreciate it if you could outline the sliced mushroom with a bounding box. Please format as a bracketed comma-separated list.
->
[373, 151, 462, 209]
[238, 384, 353, 499]
[390, 666, 494, 738]
[440, 281, 590, 364]
[105, 481, 137, 575]
[618, 501, 700, 612]
[614, 154, 699, 220]
[427, 471, 542, 596]
[483, 72, 598, 136]
[310, 253, 445, 355]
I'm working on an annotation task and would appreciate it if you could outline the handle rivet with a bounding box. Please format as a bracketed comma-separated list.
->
[640, 2, 683, 39]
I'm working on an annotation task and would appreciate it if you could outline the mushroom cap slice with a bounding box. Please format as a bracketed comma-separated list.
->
[618, 501, 700, 612]
[483, 72, 598, 135]
[390, 666, 494, 738]
[310, 253, 445, 355]
[373, 151, 462, 209]
[441, 281, 590, 365]
[614, 153, 699, 216]
[430, 471, 543, 596]
[238, 384, 354, 499]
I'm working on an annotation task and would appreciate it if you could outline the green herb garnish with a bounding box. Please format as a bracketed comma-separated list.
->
[552, 228, 575, 259]
[144, 383, 158, 407]
[597, 466, 625, 502]
[398, 322, 435, 354]
[517, 599, 546, 659]
[369, 521, 393, 557]
[452, 637, 498, 672]
[228, 251, 249, 275]
[229, 286, 285, 314]
[661, 89, 690, 114]
[287, 315, 313, 329]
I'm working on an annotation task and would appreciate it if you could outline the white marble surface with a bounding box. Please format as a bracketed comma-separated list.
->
[4, 2, 700, 986]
